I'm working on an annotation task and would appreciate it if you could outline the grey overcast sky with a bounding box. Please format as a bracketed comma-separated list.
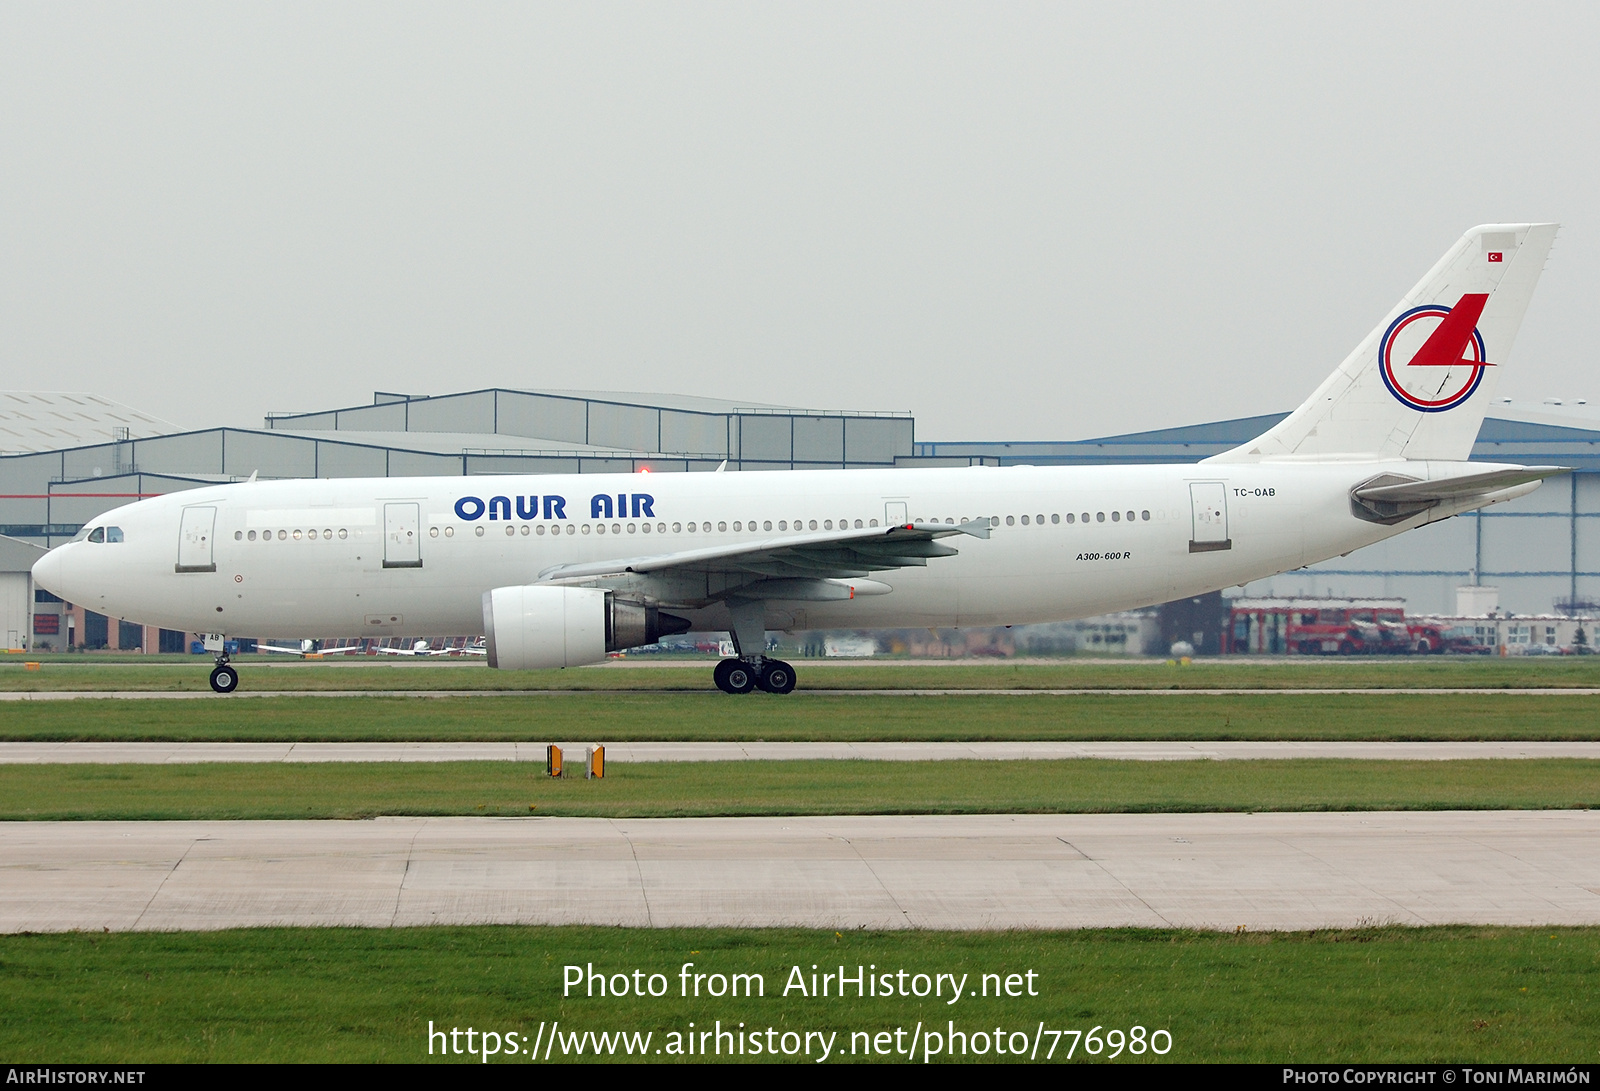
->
[2, 3, 1597, 442]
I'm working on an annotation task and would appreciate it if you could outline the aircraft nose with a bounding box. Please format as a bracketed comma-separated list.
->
[31, 546, 68, 600]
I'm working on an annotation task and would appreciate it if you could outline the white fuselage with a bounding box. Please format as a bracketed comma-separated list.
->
[32, 460, 1506, 640]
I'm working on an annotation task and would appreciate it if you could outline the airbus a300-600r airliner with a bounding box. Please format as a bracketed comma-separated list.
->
[33, 224, 1568, 694]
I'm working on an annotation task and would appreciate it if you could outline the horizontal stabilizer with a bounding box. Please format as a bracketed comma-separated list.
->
[1354, 466, 1569, 503]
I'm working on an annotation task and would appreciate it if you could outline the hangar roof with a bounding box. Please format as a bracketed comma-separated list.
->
[0, 532, 46, 573]
[0, 392, 180, 455]
[272, 387, 909, 427]
[281, 430, 660, 459]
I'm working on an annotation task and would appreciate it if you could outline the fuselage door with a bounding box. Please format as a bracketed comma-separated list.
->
[1188, 482, 1231, 553]
[175, 506, 217, 573]
[884, 500, 909, 527]
[383, 503, 423, 569]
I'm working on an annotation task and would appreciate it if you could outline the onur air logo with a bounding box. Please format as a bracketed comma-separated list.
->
[1378, 292, 1492, 413]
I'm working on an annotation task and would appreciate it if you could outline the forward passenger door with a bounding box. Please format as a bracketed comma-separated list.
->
[383, 503, 423, 569]
[175, 506, 217, 573]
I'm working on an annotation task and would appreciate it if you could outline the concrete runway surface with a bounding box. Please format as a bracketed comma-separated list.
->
[4, 741, 1600, 763]
[4, 687, 1600, 699]
[4, 811, 1598, 932]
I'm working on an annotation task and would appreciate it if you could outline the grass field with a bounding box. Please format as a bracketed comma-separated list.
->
[3, 925, 1595, 1062]
[4, 655, 1600, 692]
[2, 758, 1596, 820]
[5, 659, 1595, 1065]
[2, 691, 1597, 742]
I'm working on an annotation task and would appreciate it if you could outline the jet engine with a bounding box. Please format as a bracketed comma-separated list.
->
[482, 585, 690, 670]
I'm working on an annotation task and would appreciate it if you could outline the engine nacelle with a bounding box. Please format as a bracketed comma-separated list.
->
[482, 585, 690, 670]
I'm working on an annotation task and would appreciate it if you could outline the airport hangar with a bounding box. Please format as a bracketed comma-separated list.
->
[1, 387, 1597, 652]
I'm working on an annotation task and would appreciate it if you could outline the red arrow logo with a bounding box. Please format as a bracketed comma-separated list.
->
[1407, 294, 1493, 368]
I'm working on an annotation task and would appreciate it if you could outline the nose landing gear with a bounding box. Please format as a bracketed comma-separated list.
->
[208, 652, 239, 694]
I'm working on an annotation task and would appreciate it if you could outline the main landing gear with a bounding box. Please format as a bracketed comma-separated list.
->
[209, 652, 239, 694]
[712, 599, 797, 695]
[713, 656, 797, 695]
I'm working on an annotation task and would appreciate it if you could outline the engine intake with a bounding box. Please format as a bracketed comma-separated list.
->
[482, 585, 690, 670]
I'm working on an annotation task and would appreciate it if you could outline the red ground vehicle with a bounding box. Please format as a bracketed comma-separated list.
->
[1227, 597, 1433, 655]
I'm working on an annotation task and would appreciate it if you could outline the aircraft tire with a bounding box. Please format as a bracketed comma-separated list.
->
[209, 665, 239, 694]
[759, 660, 796, 694]
[713, 658, 756, 694]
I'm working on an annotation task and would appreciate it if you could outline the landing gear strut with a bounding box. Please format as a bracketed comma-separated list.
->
[208, 652, 239, 694]
[713, 656, 797, 695]
[711, 600, 797, 695]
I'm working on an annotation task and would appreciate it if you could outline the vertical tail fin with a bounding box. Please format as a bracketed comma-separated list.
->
[1208, 223, 1558, 463]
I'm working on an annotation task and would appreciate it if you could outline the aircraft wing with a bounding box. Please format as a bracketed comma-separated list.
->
[430, 643, 487, 656]
[534, 520, 991, 591]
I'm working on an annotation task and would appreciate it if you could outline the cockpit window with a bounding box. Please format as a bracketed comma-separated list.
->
[106, 527, 124, 543]
[87, 527, 105, 544]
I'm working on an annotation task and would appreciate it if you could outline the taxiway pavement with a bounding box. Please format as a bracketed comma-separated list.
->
[3, 688, 1599, 699]
[3, 811, 1596, 932]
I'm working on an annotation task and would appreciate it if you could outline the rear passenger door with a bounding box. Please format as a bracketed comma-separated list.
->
[1188, 483, 1231, 553]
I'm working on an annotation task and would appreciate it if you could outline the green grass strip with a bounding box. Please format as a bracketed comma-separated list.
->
[4, 657, 1600, 691]
[2, 925, 1596, 1062]
[3, 692, 1600, 742]
[2, 759, 1597, 820]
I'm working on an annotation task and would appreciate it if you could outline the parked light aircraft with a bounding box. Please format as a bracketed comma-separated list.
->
[32, 224, 1567, 694]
